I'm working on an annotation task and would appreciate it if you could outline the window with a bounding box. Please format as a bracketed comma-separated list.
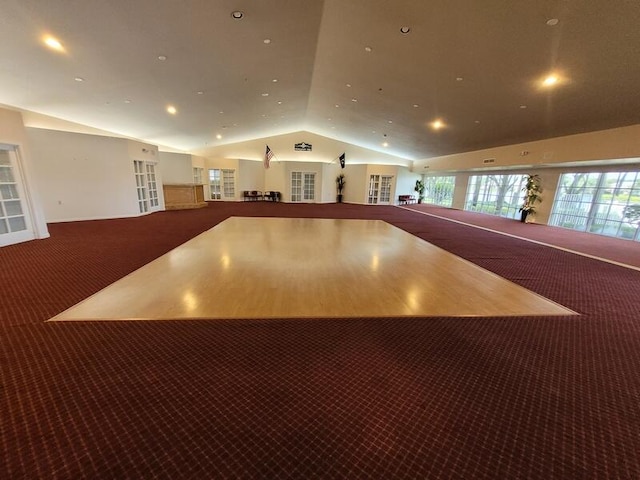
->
[424, 176, 455, 207]
[367, 175, 394, 204]
[291, 172, 315, 202]
[146, 163, 159, 208]
[133, 160, 148, 213]
[209, 169, 235, 200]
[549, 171, 640, 241]
[464, 174, 527, 219]
[368, 175, 380, 204]
[0, 147, 33, 247]
[0, 150, 27, 236]
[193, 167, 204, 184]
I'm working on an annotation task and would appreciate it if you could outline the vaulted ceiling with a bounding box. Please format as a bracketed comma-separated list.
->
[1, 0, 639, 161]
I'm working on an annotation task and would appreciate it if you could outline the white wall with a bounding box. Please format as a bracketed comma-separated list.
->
[159, 151, 193, 184]
[0, 108, 49, 242]
[414, 125, 640, 173]
[27, 128, 160, 222]
[343, 164, 367, 204]
[396, 167, 420, 204]
[238, 159, 266, 196]
[322, 162, 343, 203]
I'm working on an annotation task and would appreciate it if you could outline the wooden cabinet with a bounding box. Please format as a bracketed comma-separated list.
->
[162, 184, 207, 210]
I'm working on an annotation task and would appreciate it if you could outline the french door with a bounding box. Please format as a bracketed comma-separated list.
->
[368, 175, 393, 204]
[209, 169, 236, 200]
[134, 160, 161, 214]
[291, 172, 316, 202]
[0, 147, 34, 247]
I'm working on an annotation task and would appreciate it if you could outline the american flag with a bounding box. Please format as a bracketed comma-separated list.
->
[264, 145, 274, 169]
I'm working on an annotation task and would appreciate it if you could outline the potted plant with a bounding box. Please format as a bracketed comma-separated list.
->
[336, 174, 346, 203]
[519, 174, 542, 223]
[414, 179, 426, 203]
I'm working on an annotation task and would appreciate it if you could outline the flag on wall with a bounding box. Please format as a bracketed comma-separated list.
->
[339, 152, 346, 168]
[264, 145, 274, 169]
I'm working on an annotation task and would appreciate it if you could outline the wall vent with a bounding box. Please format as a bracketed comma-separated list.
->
[482, 158, 496, 164]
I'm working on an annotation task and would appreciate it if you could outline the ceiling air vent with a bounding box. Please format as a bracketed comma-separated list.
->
[482, 158, 496, 164]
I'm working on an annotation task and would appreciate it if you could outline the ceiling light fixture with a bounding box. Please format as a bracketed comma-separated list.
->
[272, 78, 278, 82]
[520, 105, 528, 109]
[167, 105, 177, 114]
[43, 36, 64, 52]
[382, 142, 389, 147]
[430, 119, 445, 130]
[413, 104, 419, 108]
[364, 46, 372, 52]
[231, 11, 244, 19]
[261, 93, 269, 96]
[124, 99, 132, 104]
[346, 83, 352, 87]
[263, 39, 271, 44]
[351, 98, 357, 102]
[197, 91, 204, 95]
[546, 18, 559, 26]
[456, 77, 464, 82]
[74, 77, 84, 82]
[400, 26, 411, 34]
[216, 134, 222, 139]
[158, 55, 167, 61]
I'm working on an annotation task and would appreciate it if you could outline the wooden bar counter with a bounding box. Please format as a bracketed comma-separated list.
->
[162, 184, 207, 210]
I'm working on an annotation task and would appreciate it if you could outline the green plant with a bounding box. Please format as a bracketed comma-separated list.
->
[519, 174, 542, 214]
[414, 179, 425, 202]
[336, 174, 345, 194]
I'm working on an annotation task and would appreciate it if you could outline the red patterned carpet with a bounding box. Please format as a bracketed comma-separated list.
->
[2, 202, 640, 479]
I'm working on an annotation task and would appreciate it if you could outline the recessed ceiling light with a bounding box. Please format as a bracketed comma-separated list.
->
[261, 93, 269, 96]
[388, 120, 393, 124]
[542, 74, 559, 87]
[346, 83, 352, 88]
[456, 77, 464, 82]
[231, 11, 244, 19]
[216, 134, 222, 139]
[277, 101, 282, 105]
[413, 104, 419, 108]
[335, 104, 340, 108]
[197, 91, 204, 95]
[546, 18, 559, 26]
[124, 99, 132, 104]
[364, 46, 372, 52]
[475, 120, 481, 124]
[263, 39, 271, 44]
[351, 98, 357, 102]
[219, 111, 224, 114]
[430, 119, 445, 130]
[43, 36, 64, 52]
[382, 142, 389, 147]
[400, 26, 411, 34]
[74, 77, 84, 82]
[272, 78, 278, 82]
[520, 105, 528, 109]
[167, 105, 177, 114]
[158, 55, 167, 61]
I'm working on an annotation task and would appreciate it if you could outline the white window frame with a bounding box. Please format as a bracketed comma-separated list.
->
[0, 146, 34, 246]
[291, 172, 316, 202]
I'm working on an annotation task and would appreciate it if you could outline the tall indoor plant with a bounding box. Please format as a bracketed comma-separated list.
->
[336, 174, 345, 203]
[519, 174, 542, 223]
[414, 179, 426, 204]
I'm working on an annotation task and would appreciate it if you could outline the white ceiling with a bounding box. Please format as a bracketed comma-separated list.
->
[1, 0, 639, 161]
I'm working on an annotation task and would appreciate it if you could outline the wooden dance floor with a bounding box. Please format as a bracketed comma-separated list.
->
[50, 217, 575, 321]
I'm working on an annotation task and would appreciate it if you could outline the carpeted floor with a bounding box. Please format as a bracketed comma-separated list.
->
[2, 202, 639, 479]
